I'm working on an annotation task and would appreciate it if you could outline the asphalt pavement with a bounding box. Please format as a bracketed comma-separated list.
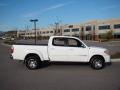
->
[0, 40, 120, 90]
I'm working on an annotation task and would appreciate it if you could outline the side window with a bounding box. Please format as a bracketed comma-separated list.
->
[52, 37, 84, 47]
[52, 38, 66, 46]
[67, 38, 82, 47]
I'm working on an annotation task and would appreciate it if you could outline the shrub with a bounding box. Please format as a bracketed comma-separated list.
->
[111, 52, 120, 59]
[4, 40, 16, 45]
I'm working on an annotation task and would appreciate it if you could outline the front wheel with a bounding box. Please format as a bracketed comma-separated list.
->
[25, 56, 40, 70]
[90, 56, 105, 70]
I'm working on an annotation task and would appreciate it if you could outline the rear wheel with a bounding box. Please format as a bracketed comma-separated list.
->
[25, 56, 40, 70]
[90, 56, 105, 70]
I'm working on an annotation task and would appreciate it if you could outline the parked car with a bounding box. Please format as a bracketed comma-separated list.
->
[0, 37, 6, 40]
[0, 37, 2, 40]
[10, 36, 111, 70]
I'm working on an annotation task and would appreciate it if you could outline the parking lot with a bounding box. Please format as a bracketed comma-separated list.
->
[0, 40, 120, 90]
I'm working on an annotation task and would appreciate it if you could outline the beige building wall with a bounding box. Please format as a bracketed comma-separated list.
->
[17, 18, 120, 39]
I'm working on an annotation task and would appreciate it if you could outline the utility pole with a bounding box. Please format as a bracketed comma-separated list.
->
[55, 22, 59, 35]
[30, 19, 38, 44]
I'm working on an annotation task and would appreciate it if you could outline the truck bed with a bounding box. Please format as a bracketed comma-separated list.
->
[15, 40, 48, 45]
[15, 43, 48, 46]
[12, 44, 49, 61]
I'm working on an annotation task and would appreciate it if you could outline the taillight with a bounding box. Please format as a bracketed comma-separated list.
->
[10, 46, 14, 53]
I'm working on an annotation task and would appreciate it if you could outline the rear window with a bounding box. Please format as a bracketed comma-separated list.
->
[52, 38, 66, 46]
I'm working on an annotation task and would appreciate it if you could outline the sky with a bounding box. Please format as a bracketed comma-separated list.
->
[0, 0, 120, 31]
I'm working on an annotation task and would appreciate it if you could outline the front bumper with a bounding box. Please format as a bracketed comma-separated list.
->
[106, 61, 112, 65]
[104, 54, 111, 62]
[104, 54, 112, 65]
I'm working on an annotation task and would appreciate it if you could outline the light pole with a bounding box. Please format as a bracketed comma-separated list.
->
[55, 22, 59, 35]
[30, 19, 38, 44]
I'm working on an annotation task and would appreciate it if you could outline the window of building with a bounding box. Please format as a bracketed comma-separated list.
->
[114, 24, 120, 29]
[69, 25, 73, 28]
[99, 25, 110, 30]
[114, 33, 120, 38]
[55, 30, 56, 33]
[50, 31, 53, 33]
[86, 26, 91, 31]
[72, 28, 79, 32]
[58, 30, 60, 33]
[43, 32, 45, 34]
[64, 29, 70, 32]
[47, 31, 49, 33]
[93, 25, 95, 30]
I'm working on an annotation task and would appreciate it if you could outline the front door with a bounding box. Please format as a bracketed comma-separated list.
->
[64, 38, 89, 62]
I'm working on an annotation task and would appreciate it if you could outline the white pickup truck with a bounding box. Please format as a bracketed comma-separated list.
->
[10, 36, 111, 70]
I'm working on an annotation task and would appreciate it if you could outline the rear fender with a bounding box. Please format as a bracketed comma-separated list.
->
[24, 49, 44, 61]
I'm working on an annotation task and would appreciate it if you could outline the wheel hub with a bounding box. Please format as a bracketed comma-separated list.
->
[28, 59, 37, 68]
[95, 60, 102, 68]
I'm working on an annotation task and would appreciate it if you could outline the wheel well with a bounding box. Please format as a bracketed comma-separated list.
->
[89, 55, 105, 63]
[24, 53, 41, 62]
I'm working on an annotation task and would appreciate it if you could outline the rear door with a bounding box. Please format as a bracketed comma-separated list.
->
[48, 37, 68, 61]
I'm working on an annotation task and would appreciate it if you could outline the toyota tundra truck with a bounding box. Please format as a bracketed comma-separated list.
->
[10, 36, 111, 70]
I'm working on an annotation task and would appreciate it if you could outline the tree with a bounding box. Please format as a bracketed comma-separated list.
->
[106, 30, 113, 40]
[80, 27, 84, 40]
[37, 35, 42, 40]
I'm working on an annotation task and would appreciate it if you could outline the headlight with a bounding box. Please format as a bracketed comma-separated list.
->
[104, 50, 110, 55]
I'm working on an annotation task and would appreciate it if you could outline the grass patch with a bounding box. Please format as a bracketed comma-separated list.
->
[4, 40, 16, 45]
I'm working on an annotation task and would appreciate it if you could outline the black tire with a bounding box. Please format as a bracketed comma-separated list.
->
[90, 56, 105, 70]
[25, 56, 40, 70]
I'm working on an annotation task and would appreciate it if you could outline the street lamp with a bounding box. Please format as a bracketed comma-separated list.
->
[30, 19, 38, 44]
[55, 22, 59, 35]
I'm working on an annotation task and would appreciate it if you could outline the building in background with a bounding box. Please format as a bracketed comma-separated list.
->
[17, 18, 120, 40]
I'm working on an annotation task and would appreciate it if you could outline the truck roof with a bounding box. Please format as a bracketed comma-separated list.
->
[50, 36, 79, 39]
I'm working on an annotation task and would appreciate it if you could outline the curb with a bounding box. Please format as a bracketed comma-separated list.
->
[1, 43, 12, 47]
[111, 59, 120, 62]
